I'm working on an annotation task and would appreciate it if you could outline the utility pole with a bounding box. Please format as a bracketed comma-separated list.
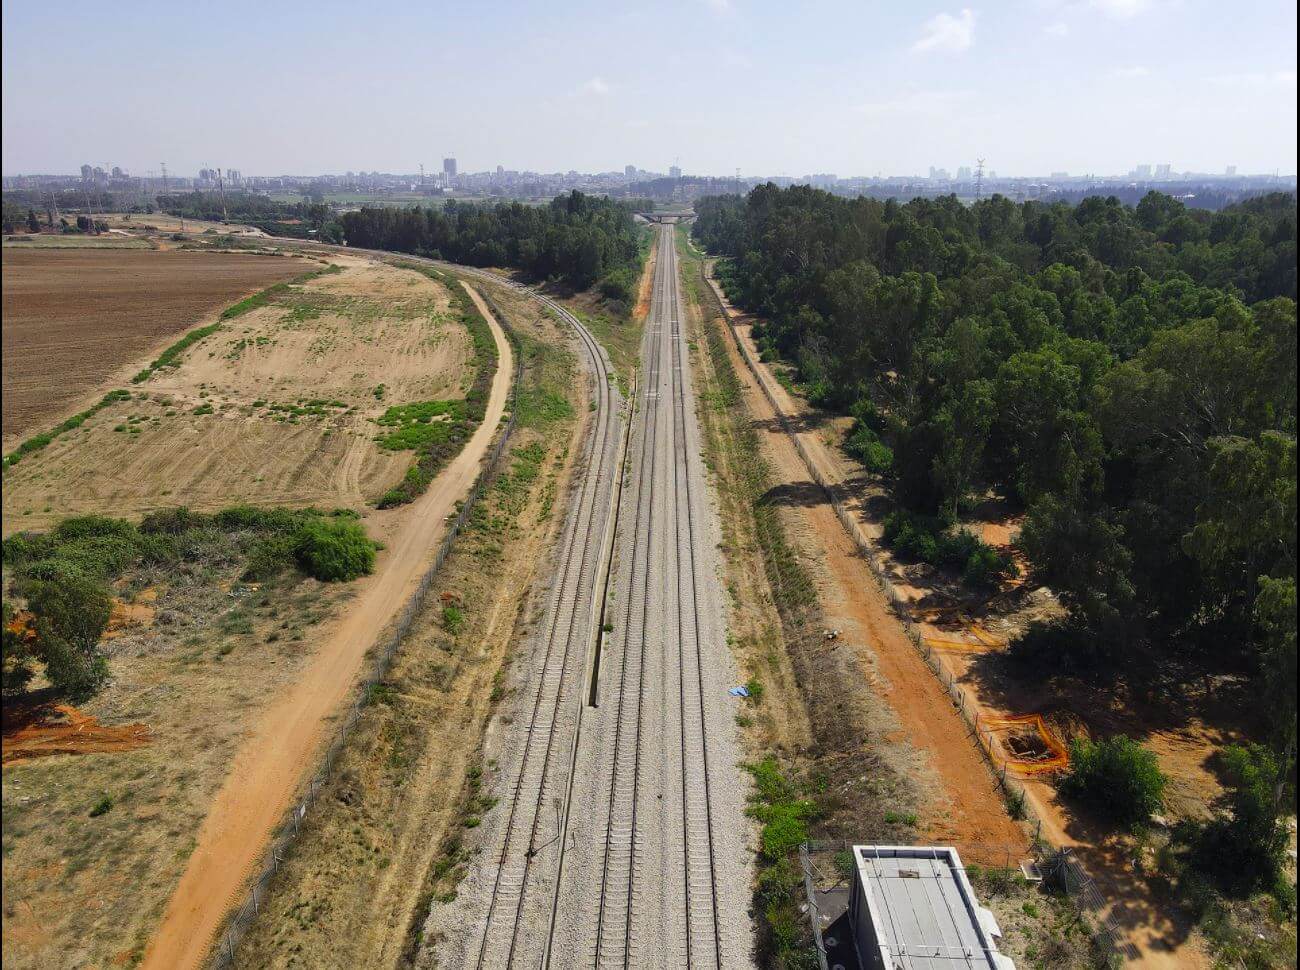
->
[216, 168, 229, 222]
[974, 158, 986, 200]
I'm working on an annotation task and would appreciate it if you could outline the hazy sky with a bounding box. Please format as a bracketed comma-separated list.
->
[3, 0, 1296, 178]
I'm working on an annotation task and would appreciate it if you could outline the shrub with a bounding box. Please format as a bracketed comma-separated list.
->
[845, 425, 894, 474]
[962, 544, 1016, 587]
[24, 575, 113, 699]
[1190, 744, 1288, 896]
[292, 517, 375, 582]
[1060, 734, 1167, 827]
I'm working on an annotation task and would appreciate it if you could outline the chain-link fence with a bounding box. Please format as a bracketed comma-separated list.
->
[209, 279, 524, 969]
[698, 261, 1125, 961]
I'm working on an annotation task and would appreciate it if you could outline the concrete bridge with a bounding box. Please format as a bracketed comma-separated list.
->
[636, 210, 694, 224]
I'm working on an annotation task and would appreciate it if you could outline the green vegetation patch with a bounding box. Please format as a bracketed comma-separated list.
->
[2, 507, 376, 699]
[376, 266, 499, 509]
[1059, 734, 1167, 828]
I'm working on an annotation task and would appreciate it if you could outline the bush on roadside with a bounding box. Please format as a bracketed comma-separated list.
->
[1059, 734, 1167, 828]
[292, 517, 376, 582]
[882, 511, 1017, 586]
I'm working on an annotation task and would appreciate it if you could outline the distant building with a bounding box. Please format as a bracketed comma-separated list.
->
[1132, 164, 1153, 178]
[848, 845, 1015, 970]
[957, 166, 973, 180]
[80, 164, 93, 180]
[111, 166, 125, 178]
[928, 166, 951, 180]
[625, 164, 637, 177]
[1225, 164, 1237, 176]
[1050, 171, 1069, 179]
[1155, 163, 1172, 177]
[443, 157, 457, 178]
[669, 165, 682, 179]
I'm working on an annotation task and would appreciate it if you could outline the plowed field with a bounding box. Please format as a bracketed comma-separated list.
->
[2, 249, 308, 444]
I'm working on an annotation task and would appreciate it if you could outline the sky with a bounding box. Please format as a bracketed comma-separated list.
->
[2, 0, 1296, 178]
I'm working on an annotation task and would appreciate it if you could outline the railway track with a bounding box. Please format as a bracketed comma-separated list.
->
[417, 228, 751, 968]
[462, 273, 625, 969]
[585, 227, 726, 969]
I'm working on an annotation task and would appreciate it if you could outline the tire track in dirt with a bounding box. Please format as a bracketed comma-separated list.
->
[137, 281, 514, 970]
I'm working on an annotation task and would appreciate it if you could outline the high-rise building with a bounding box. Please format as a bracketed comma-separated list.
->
[1225, 165, 1237, 176]
[80, 164, 93, 180]
[1133, 164, 1152, 178]
[669, 165, 682, 179]
[956, 166, 972, 180]
[625, 164, 637, 177]
[1155, 163, 1172, 177]
[443, 157, 457, 177]
[928, 166, 951, 180]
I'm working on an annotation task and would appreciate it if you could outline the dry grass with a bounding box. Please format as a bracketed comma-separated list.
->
[232, 278, 583, 970]
[3, 260, 471, 534]
[1, 556, 357, 969]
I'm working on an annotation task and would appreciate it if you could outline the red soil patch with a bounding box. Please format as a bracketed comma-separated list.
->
[2, 702, 151, 765]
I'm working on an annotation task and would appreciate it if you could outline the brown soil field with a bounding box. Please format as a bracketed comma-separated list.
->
[2, 249, 307, 446]
[2, 259, 472, 535]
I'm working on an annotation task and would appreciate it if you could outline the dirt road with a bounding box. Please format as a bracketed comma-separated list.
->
[702, 275, 1026, 856]
[138, 281, 514, 970]
[704, 270, 1208, 968]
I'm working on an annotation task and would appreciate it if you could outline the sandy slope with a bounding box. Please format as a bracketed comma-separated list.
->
[138, 281, 513, 970]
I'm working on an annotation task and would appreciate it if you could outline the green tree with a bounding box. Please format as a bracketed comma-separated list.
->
[24, 575, 112, 698]
[1193, 744, 1288, 895]
[931, 379, 994, 520]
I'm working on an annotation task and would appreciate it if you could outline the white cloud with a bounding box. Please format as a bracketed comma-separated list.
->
[1090, 0, 1152, 18]
[577, 76, 611, 97]
[911, 9, 976, 53]
[1111, 65, 1151, 78]
[857, 90, 975, 117]
[1044, 21, 1069, 36]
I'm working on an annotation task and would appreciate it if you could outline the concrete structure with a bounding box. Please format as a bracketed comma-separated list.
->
[442, 157, 457, 177]
[848, 845, 1014, 970]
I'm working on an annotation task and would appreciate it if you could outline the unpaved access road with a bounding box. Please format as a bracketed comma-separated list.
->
[702, 271, 1026, 859]
[138, 280, 514, 970]
[436, 226, 754, 968]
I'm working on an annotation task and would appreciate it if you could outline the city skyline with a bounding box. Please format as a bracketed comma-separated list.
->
[3, 0, 1296, 178]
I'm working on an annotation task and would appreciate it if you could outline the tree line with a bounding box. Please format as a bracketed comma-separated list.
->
[338, 191, 646, 298]
[694, 185, 1296, 784]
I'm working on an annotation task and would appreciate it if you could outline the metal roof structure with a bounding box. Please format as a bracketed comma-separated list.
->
[848, 845, 1015, 970]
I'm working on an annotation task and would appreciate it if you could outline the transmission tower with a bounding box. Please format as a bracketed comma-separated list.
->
[974, 158, 986, 200]
[216, 168, 229, 222]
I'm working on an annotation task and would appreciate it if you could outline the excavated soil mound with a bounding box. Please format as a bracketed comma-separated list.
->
[2, 702, 151, 765]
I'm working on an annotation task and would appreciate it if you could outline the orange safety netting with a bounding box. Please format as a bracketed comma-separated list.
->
[981, 714, 1070, 776]
[925, 624, 1006, 653]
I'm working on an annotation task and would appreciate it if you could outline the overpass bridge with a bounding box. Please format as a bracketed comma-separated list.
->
[636, 209, 694, 224]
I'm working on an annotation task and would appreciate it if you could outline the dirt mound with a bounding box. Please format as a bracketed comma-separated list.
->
[2, 702, 151, 765]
